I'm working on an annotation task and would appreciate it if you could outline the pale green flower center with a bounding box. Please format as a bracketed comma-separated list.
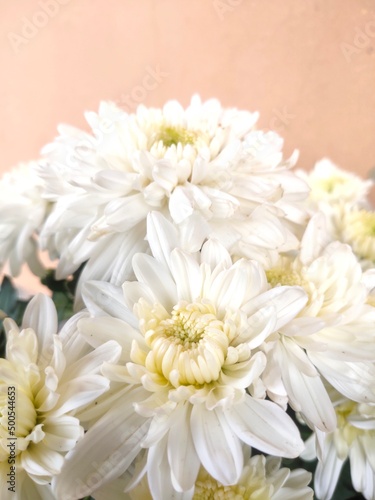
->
[193, 469, 272, 500]
[266, 267, 307, 288]
[154, 125, 198, 148]
[194, 477, 246, 499]
[146, 122, 209, 164]
[331, 400, 375, 463]
[343, 209, 375, 261]
[317, 175, 346, 194]
[349, 209, 375, 236]
[161, 307, 211, 344]
[143, 301, 229, 387]
[335, 401, 365, 447]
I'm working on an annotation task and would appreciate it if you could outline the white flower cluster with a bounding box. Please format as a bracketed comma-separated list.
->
[1, 97, 375, 499]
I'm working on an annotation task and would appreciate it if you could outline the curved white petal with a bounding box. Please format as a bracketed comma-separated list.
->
[147, 436, 194, 500]
[22, 294, 57, 362]
[191, 405, 243, 485]
[167, 403, 200, 492]
[59, 340, 121, 383]
[52, 388, 150, 500]
[133, 253, 177, 311]
[225, 396, 304, 458]
[146, 212, 179, 269]
[82, 280, 138, 328]
[314, 438, 344, 500]
[170, 249, 202, 302]
[277, 340, 336, 432]
[78, 316, 144, 358]
[243, 286, 308, 330]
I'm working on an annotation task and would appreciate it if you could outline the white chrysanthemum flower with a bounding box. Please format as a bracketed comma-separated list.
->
[260, 213, 375, 432]
[0, 162, 48, 277]
[338, 206, 375, 266]
[302, 388, 375, 500]
[298, 159, 374, 254]
[91, 450, 313, 500]
[101, 451, 312, 499]
[38, 96, 309, 303]
[52, 213, 306, 500]
[192, 455, 312, 500]
[300, 158, 373, 207]
[0, 294, 121, 499]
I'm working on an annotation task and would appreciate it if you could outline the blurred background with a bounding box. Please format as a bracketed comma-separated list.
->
[1, 0, 375, 290]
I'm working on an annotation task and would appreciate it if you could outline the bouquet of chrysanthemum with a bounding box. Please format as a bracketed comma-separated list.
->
[0, 96, 374, 500]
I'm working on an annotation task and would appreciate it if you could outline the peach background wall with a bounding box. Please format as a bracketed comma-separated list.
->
[1, 0, 375, 176]
[0, 0, 375, 291]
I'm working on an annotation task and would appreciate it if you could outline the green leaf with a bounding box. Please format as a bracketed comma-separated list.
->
[52, 290, 74, 324]
[0, 276, 30, 357]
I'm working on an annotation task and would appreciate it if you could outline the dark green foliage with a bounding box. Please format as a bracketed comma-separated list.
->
[0, 276, 29, 357]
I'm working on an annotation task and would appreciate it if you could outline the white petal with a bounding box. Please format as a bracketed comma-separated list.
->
[146, 212, 179, 269]
[74, 230, 148, 310]
[225, 395, 304, 458]
[122, 281, 156, 310]
[133, 253, 177, 311]
[314, 439, 344, 500]
[349, 439, 367, 494]
[152, 162, 178, 191]
[210, 260, 261, 315]
[178, 213, 210, 252]
[22, 294, 57, 361]
[82, 280, 138, 328]
[167, 403, 200, 491]
[170, 249, 201, 302]
[309, 354, 375, 404]
[22, 442, 64, 477]
[191, 405, 243, 485]
[53, 374, 110, 415]
[147, 436, 193, 500]
[52, 387, 150, 499]
[78, 316, 144, 358]
[244, 286, 308, 331]
[169, 186, 194, 223]
[200, 239, 232, 270]
[103, 194, 149, 231]
[59, 340, 121, 383]
[277, 341, 336, 432]
[58, 311, 91, 365]
[299, 212, 330, 265]
[236, 306, 277, 349]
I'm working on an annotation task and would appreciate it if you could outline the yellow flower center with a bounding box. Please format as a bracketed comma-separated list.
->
[266, 268, 307, 288]
[335, 401, 366, 448]
[343, 209, 375, 261]
[194, 477, 246, 499]
[317, 175, 346, 194]
[329, 399, 375, 462]
[154, 125, 198, 148]
[141, 300, 230, 388]
[193, 467, 272, 500]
